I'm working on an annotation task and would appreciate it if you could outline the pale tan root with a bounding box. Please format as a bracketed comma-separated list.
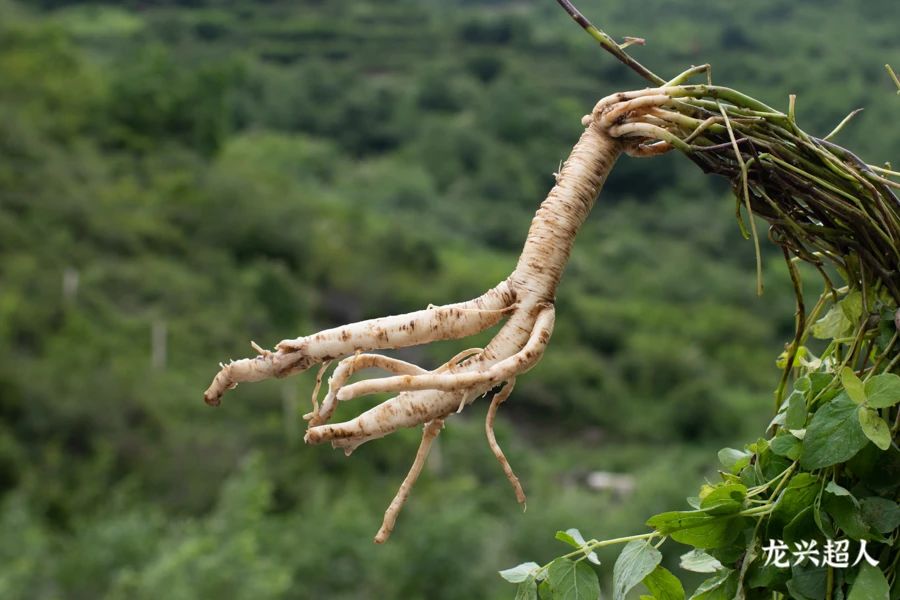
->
[312, 348, 486, 426]
[625, 141, 673, 157]
[435, 347, 485, 412]
[374, 418, 445, 544]
[308, 360, 331, 419]
[647, 107, 704, 130]
[436, 348, 484, 372]
[485, 379, 526, 507]
[306, 388, 471, 453]
[314, 354, 428, 425]
[203, 280, 514, 406]
[204, 93, 664, 540]
[594, 86, 684, 110]
[334, 306, 554, 400]
[609, 122, 675, 141]
[275, 287, 516, 353]
[303, 304, 554, 450]
[598, 94, 672, 127]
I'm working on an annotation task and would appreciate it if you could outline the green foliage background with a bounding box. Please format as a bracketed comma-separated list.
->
[0, 0, 896, 597]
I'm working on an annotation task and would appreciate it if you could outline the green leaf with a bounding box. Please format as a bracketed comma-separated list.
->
[770, 433, 802, 461]
[859, 497, 900, 534]
[865, 373, 900, 408]
[516, 577, 539, 600]
[555, 530, 580, 548]
[717, 448, 750, 473]
[825, 480, 855, 501]
[758, 446, 792, 480]
[613, 540, 662, 600]
[842, 367, 867, 405]
[848, 444, 900, 494]
[786, 564, 827, 600]
[777, 346, 809, 370]
[643, 565, 685, 600]
[555, 529, 601, 565]
[747, 438, 769, 454]
[679, 549, 723, 573]
[769, 410, 786, 428]
[747, 560, 791, 590]
[801, 393, 870, 469]
[501, 562, 541, 583]
[785, 390, 808, 429]
[738, 465, 759, 488]
[811, 304, 851, 339]
[848, 563, 890, 600]
[547, 558, 599, 600]
[699, 483, 747, 515]
[825, 495, 872, 539]
[858, 406, 892, 450]
[772, 473, 820, 528]
[646, 511, 744, 549]
[813, 503, 836, 538]
[808, 372, 834, 398]
[783, 505, 819, 545]
[688, 569, 736, 600]
[840, 291, 863, 323]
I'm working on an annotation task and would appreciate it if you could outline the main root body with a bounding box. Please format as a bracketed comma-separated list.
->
[204, 92, 671, 542]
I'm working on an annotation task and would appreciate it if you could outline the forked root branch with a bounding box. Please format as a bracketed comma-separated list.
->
[485, 379, 526, 507]
[204, 91, 672, 541]
[375, 418, 444, 544]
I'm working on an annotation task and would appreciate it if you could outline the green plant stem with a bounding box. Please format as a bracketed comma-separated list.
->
[718, 102, 764, 295]
[768, 462, 798, 501]
[884, 347, 900, 376]
[748, 461, 796, 498]
[584, 531, 657, 551]
[553, 0, 665, 85]
[774, 253, 806, 411]
[665, 64, 710, 86]
[865, 332, 897, 379]
[887, 64, 900, 93]
[536, 531, 659, 574]
[741, 504, 775, 517]
[824, 108, 864, 141]
[870, 164, 900, 178]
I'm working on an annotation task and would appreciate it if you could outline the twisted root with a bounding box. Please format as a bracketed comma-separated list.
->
[204, 90, 672, 541]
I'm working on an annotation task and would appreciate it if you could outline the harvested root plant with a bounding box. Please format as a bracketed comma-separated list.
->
[206, 82, 626, 543]
[205, 4, 900, 595]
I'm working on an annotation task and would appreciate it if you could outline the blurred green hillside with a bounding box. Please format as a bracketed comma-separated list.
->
[0, 0, 896, 597]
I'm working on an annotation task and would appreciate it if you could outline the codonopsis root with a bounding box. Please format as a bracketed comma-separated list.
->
[203, 92, 669, 542]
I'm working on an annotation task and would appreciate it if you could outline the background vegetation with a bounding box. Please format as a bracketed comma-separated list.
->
[0, 0, 896, 597]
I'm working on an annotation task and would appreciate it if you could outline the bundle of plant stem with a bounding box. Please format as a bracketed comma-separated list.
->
[607, 71, 900, 399]
[555, 0, 900, 420]
[558, 0, 900, 306]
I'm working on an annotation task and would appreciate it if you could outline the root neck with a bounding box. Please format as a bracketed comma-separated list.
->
[511, 122, 622, 303]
